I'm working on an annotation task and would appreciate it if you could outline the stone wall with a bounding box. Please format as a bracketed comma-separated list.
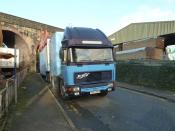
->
[0, 12, 63, 72]
[116, 60, 175, 91]
[115, 38, 165, 61]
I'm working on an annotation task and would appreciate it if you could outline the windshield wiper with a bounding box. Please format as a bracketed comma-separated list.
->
[78, 60, 90, 62]
[101, 59, 110, 61]
[92, 59, 112, 62]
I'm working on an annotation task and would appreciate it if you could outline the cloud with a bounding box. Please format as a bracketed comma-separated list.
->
[122, 7, 175, 24]
[109, 6, 175, 35]
[163, 0, 175, 3]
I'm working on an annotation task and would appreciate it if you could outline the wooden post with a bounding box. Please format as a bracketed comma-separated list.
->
[14, 45, 17, 104]
[0, 26, 3, 47]
[5, 83, 9, 112]
[0, 93, 2, 119]
[0, 94, 2, 112]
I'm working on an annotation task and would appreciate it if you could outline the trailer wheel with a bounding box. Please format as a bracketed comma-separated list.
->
[51, 76, 60, 96]
[51, 76, 58, 88]
[46, 72, 50, 82]
[98, 91, 108, 97]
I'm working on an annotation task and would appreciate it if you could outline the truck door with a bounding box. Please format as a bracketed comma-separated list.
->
[60, 48, 68, 83]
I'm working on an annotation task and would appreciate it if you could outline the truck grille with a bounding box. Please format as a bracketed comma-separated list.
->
[74, 71, 112, 84]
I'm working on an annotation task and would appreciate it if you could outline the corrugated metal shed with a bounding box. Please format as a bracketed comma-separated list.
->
[108, 21, 175, 45]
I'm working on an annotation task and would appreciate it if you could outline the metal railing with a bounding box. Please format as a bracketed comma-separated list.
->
[0, 68, 28, 119]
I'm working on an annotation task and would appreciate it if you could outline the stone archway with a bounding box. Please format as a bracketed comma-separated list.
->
[2, 29, 31, 70]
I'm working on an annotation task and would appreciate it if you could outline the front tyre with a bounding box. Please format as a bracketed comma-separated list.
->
[59, 80, 69, 100]
[98, 91, 108, 97]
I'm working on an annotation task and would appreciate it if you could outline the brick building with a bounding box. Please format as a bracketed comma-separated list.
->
[108, 21, 175, 60]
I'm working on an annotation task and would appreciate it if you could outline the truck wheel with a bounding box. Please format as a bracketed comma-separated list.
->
[60, 80, 69, 100]
[98, 91, 108, 97]
[51, 76, 54, 88]
[46, 72, 50, 82]
[51, 76, 60, 95]
[41, 75, 46, 80]
[51, 76, 58, 88]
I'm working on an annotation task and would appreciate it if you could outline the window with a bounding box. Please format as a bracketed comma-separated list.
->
[61, 49, 67, 63]
[72, 48, 114, 62]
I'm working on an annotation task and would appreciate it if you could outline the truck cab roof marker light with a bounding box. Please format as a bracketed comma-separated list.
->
[82, 40, 102, 44]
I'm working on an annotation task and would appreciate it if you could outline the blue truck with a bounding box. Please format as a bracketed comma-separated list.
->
[40, 27, 116, 99]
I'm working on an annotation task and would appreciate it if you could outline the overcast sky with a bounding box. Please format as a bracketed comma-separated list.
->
[0, 0, 175, 35]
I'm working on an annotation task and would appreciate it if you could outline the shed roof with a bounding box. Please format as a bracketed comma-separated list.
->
[108, 21, 175, 45]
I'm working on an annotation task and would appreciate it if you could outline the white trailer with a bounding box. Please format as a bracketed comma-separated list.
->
[49, 32, 63, 77]
[49, 32, 63, 88]
[39, 32, 63, 82]
[39, 39, 50, 80]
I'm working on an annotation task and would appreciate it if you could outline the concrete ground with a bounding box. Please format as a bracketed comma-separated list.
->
[7, 90, 72, 131]
[117, 82, 175, 102]
[56, 83, 175, 131]
[4, 73, 72, 131]
[3, 72, 175, 131]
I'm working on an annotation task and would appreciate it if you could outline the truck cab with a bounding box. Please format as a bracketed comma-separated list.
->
[51, 27, 116, 99]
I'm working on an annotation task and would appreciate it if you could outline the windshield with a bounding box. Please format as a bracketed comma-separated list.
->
[71, 48, 113, 62]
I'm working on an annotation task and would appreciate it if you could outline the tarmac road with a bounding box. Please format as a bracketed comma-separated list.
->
[56, 87, 175, 131]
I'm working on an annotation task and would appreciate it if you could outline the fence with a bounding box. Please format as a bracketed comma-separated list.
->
[0, 78, 15, 118]
[0, 68, 28, 119]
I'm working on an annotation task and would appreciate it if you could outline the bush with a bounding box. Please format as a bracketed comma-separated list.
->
[116, 60, 175, 91]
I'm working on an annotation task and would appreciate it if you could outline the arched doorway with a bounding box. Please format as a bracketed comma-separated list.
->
[1, 30, 30, 78]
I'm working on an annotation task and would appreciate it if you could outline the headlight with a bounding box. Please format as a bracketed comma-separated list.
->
[73, 87, 80, 92]
[108, 88, 112, 91]
[107, 83, 113, 88]
[74, 92, 80, 96]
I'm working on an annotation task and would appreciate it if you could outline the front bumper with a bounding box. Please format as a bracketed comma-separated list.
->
[65, 81, 116, 96]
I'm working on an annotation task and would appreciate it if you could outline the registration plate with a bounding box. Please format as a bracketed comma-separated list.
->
[90, 90, 100, 94]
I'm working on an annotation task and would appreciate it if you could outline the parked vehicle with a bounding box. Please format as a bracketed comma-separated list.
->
[40, 27, 116, 99]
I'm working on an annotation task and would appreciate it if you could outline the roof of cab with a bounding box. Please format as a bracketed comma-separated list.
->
[64, 27, 106, 40]
[62, 27, 113, 48]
